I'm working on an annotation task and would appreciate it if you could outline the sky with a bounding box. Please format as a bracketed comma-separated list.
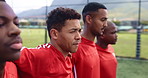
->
[6, 0, 54, 14]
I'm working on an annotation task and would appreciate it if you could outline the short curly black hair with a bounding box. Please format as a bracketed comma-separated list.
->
[82, 2, 107, 22]
[46, 7, 81, 38]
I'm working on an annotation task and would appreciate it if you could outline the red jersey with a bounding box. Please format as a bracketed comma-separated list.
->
[14, 43, 74, 78]
[96, 44, 117, 78]
[72, 37, 100, 78]
[4, 62, 18, 78]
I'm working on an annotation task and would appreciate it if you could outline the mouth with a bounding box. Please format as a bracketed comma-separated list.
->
[9, 38, 23, 51]
[10, 42, 22, 50]
[101, 27, 105, 32]
[115, 39, 118, 42]
[73, 41, 81, 46]
[73, 43, 79, 47]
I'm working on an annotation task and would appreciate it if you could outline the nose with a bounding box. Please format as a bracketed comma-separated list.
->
[101, 21, 107, 32]
[103, 21, 108, 28]
[75, 31, 81, 40]
[116, 34, 118, 38]
[8, 23, 21, 37]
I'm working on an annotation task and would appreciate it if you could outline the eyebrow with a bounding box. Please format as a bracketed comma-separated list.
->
[70, 27, 81, 31]
[0, 16, 7, 20]
[102, 17, 108, 20]
[0, 16, 18, 20]
[14, 16, 18, 20]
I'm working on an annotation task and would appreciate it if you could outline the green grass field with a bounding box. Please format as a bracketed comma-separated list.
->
[117, 58, 148, 78]
[21, 29, 50, 48]
[112, 32, 148, 59]
[20, 28, 148, 78]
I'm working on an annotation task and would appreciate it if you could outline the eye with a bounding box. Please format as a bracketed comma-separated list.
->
[0, 19, 5, 27]
[101, 19, 105, 21]
[101, 18, 107, 22]
[0, 24, 4, 27]
[111, 31, 117, 34]
[79, 29, 82, 33]
[14, 22, 20, 27]
[70, 29, 76, 33]
[14, 19, 20, 27]
[0, 23, 4, 26]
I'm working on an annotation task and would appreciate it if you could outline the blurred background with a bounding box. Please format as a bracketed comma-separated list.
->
[6, 0, 148, 78]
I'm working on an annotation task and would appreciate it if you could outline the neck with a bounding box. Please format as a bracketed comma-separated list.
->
[81, 25, 95, 42]
[50, 40, 69, 57]
[96, 40, 108, 49]
[0, 62, 6, 78]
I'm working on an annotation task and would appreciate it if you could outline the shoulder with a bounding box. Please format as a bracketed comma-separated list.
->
[108, 45, 115, 53]
[21, 43, 52, 54]
[21, 47, 50, 53]
[5, 62, 17, 69]
[15, 44, 54, 66]
[5, 62, 18, 78]
[20, 44, 53, 60]
[72, 42, 98, 58]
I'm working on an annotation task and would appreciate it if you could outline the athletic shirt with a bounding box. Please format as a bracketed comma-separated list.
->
[4, 62, 18, 78]
[72, 37, 100, 78]
[96, 44, 117, 78]
[14, 43, 74, 78]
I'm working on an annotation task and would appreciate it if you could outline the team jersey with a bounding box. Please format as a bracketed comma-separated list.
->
[14, 43, 74, 78]
[4, 62, 18, 78]
[96, 44, 117, 78]
[72, 37, 100, 78]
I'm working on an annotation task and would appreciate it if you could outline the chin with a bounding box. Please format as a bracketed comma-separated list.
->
[70, 51, 77, 53]
[70, 49, 78, 53]
[111, 43, 116, 45]
[70, 46, 79, 53]
[7, 52, 20, 61]
[97, 32, 102, 36]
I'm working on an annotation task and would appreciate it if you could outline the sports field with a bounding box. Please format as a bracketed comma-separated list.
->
[20, 28, 148, 78]
[117, 58, 148, 78]
[21, 29, 49, 48]
[113, 32, 148, 59]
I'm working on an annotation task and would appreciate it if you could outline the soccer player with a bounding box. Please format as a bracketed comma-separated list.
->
[72, 2, 108, 78]
[14, 7, 81, 78]
[0, 0, 22, 78]
[96, 21, 118, 78]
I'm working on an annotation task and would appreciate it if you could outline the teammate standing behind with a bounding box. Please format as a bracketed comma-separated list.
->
[96, 21, 118, 78]
[14, 7, 81, 78]
[72, 2, 108, 78]
[0, 0, 22, 78]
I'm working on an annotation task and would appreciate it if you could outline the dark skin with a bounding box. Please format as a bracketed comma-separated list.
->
[82, 9, 108, 42]
[96, 21, 118, 49]
[0, 63, 5, 78]
[0, 1, 22, 78]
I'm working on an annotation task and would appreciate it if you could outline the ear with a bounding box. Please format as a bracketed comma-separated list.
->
[50, 29, 58, 39]
[85, 15, 92, 24]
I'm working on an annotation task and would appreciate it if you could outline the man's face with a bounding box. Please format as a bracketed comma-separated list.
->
[0, 2, 22, 62]
[56, 19, 81, 54]
[102, 25, 118, 44]
[90, 9, 108, 36]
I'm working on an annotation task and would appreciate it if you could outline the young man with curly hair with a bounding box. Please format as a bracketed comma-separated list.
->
[14, 7, 81, 78]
